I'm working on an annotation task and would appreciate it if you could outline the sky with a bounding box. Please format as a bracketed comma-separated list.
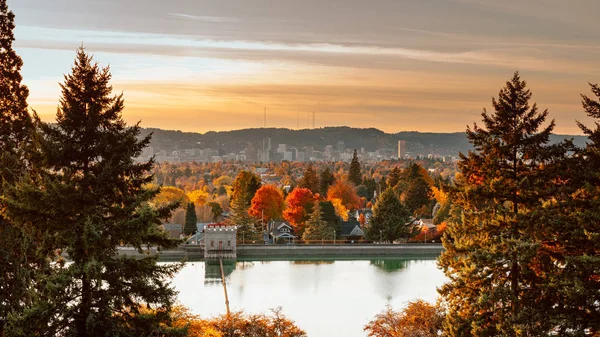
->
[9, 0, 600, 134]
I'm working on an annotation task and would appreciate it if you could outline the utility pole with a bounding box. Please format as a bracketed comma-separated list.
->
[264, 107, 266, 128]
[312, 111, 315, 129]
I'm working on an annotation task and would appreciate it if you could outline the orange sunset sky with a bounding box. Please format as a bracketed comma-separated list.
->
[9, 0, 600, 134]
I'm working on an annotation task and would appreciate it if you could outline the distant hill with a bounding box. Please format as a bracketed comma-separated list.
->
[139, 127, 588, 157]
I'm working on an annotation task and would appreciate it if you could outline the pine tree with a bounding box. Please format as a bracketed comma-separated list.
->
[4, 48, 183, 337]
[348, 149, 362, 186]
[402, 177, 432, 216]
[298, 164, 320, 194]
[184, 202, 197, 235]
[319, 166, 335, 195]
[366, 188, 412, 243]
[438, 72, 560, 336]
[230, 170, 261, 207]
[302, 201, 332, 242]
[386, 167, 401, 189]
[0, 1, 42, 334]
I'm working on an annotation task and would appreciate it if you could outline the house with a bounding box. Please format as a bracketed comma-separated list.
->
[341, 218, 365, 239]
[163, 223, 183, 239]
[204, 223, 237, 260]
[355, 209, 373, 223]
[267, 220, 297, 243]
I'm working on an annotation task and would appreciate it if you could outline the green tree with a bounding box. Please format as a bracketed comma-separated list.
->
[438, 72, 559, 336]
[366, 188, 413, 243]
[302, 201, 333, 242]
[5, 48, 183, 337]
[348, 150, 362, 186]
[0, 1, 45, 334]
[298, 164, 320, 194]
[184, 202, 197, 235]
[402, 177, 432, 215]
[229, 193, 257, 239]
[230, 170, 261, 208]
[319, 166, 335, 195]
[356, 184, 369, 199]
[386, 167, 401, 189]
[319, 201, 341, 236]
[208, 201, 223, 222]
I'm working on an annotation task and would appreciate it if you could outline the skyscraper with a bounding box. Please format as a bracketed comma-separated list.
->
[398, 140, 406, 159]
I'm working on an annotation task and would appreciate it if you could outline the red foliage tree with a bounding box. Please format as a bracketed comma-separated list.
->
[283, 187, 314, 230]
[249, 185, 284, 223]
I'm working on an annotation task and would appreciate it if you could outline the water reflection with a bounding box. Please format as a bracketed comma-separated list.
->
[370, 259, 409, 273]
[204, 260, 236, 285]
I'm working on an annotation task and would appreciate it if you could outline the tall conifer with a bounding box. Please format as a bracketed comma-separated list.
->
[439, 72, 559, 336]
[5, 48, 182, 337]
[298, 164, 320, 194]
[348, 150, 362, 186]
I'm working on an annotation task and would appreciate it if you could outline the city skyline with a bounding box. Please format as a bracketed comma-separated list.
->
[10, 0, 600, 134]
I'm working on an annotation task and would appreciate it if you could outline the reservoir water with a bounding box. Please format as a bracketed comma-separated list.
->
[171, 257, 445, 337]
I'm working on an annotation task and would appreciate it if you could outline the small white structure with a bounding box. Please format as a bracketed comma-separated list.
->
[204, 224, 237, 260]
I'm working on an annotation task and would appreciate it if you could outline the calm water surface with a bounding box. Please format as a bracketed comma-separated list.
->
[171, 258, 446, 337]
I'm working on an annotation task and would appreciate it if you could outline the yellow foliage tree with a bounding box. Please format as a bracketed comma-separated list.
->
[330, 198, 349, 221]
[152, 186, 189, 208]
[187, 189, 210, 206]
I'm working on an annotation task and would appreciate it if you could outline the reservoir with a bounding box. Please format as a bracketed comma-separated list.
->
[171, 257, 445, 337]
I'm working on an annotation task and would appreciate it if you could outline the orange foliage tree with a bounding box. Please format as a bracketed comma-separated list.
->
[283, 187, 314, 230]
[364, 300, 444, 337]
[326, 179, 361, 211]
[249, 185, 284, 223]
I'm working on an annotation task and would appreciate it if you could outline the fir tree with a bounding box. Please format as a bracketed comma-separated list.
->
[319, 167, 335, 195]
[348, 149, 362, 186]
[438, 72, 560, 336]
[5, 48, 183, 337]
[386, 167, 401, 189]
[184, 202, 197, 235]
[230, 170, 261, 208]
[298, 164, 320, 194]
[0, 1, 42, 334]
[402, 177, 432, 216]
[366, 188, 413, 243]
[208, 201, 223, 222]
[302, 201, 333, 242]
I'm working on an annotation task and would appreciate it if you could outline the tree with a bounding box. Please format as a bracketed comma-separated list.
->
[302, 201, 332, 242]
[153, 186, 189, 208]
[348, 149, 362, 186]
[208, 201, 223, 222]
[4, 48, 182, 337]
[438, 72, 560, 336]
[249, 184, 284, 223]
[0, 0, 41, 333]
[319, 201, 340, 235]
[229, 193, 257, 238]
[387, 167, 401, 189]
[364, 301, 444, 337]
[184, 202, 197, 236]
[298, 164, 320, 194]
[283, 187, 314, 231]
[401, 177, 432, 216]
[230, 171, 261, 208]
[187, 189, 209, 206]
[356, 184, 369, 199]
[327, 179, 361, 211]
[319, 167, 335, 195]
[366, 188, 413, 243]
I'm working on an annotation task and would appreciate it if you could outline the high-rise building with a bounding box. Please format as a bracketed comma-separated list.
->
[262, 137, 272, 151]
[305, 146, 314, 160]
[337, 141, 345, 153]
[277, 144, 287, 153]
[398, 140, 406, 159]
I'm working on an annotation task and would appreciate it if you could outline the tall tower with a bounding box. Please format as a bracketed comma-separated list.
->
[264, 107, 266, 128]
[398, 140, 406, 159]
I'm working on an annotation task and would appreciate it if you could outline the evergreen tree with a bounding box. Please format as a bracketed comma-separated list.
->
[208, 201, 223, 222]
[230, 170, 261, 208]
[348, 149, 362, 186]
[0, 1, 44, 334]
[366, 188, 413, 243]
[298, 164, 320, 194]
[319, 201, 341, 236]
[302, 201, 333, 242]
[229, 193, 257, 239]
[319, 167, 335, 195]
[438, 72, 559, 336]
[386, 167, 401, 189]
[402, 177, 432, 216]
[184, 202, 197, 235]
[5, 48, 183, 337]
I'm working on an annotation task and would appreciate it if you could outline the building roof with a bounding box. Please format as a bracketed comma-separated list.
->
[268, 220, 297, 239]
[163, 223, 182, 231]
[341, 219, 364, 237]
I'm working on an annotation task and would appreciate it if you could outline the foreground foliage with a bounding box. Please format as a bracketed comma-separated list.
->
[364, 300, 444, 337]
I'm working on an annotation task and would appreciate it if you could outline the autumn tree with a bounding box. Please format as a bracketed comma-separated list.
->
[208, 201, 223, 222]
[439, 72, 562, 336]
[366, 188, 413, 243]
[4, 48, 182, 337]
[364, 300, 444, 337]
[283, 187, 314, 232]
[348, 149, 362, 186]
[153, 186, 189, 208]
[302, 201, 333, 242]
[387, 167, 401, 189]
[327, 179, 361, 211]
[184, 202, 197, 235]
[319, 166, 335, 195]
[249, 184, 284, 223]
[298, 164, 320, 194]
